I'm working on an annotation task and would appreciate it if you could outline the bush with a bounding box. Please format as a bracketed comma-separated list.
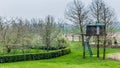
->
[0, 48, 71, 63]
[57, 37, 70, 49]
[38, 37, 70, 50]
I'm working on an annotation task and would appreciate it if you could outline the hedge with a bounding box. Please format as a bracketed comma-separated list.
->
[0, 48, 71, 63]
[38, 46, 66, 50]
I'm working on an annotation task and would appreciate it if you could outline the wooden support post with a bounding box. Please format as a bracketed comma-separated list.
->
[97, 35, 100, 58]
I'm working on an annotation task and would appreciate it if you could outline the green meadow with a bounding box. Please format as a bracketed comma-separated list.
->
[1, 42, 120, 68]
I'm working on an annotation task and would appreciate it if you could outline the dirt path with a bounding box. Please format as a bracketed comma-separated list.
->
[108, 53, 120, 61]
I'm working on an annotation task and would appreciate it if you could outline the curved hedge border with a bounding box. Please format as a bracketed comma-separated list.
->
[0, 48, 71, 63]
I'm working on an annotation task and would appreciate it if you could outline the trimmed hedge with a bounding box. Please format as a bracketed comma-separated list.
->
[38, 46, 66, 50]
[0, 48, 71, 63]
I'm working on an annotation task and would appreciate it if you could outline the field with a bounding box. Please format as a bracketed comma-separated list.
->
[1, 42, 120, 68]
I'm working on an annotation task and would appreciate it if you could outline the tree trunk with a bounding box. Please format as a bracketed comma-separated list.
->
[103, 26, 106, 60]
[103, 38, 106, 60]
[72, 34, 74, 42]
[80, 26, 85, 59]
[97, 35, 99, 58]
[79, 35, 81, 41]
[82, 34, 85, 59]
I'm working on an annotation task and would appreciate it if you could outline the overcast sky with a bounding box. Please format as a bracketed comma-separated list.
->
[0, 0, 120, 21]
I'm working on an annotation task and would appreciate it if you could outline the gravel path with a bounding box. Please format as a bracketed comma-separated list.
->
[108, 53, 120, 61]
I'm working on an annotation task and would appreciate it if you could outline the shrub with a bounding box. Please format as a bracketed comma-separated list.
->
[0, 48, 71, 63]
[38, 37, 70, 50]
[57, 37, 70, 49]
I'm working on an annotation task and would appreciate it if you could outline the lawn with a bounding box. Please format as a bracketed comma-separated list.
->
[1, 41, 120, 68]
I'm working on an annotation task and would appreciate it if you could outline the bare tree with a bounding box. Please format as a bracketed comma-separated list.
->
[90, 0, 105, 58]
[90, 0, 104, 22]
[65, 0, 88, 58]
[101, 3, 116, 60]
[90, 0, 117, 59]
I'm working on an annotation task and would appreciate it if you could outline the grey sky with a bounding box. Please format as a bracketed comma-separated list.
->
[0, 0, 120, 20]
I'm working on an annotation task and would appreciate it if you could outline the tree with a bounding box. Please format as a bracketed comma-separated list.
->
[9, 18, 32, 54]
[90, 0, 105, 58]
[40, 15, 60, 51]
[65, 0, 88, 58]
[101, 2, 116, 60]
[0, 17, 12, 54]
[90, 0, 117, 59]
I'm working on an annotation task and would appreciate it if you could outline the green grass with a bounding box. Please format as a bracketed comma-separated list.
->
[1, 41, 120, 68]
[0, 49, 58, 56]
